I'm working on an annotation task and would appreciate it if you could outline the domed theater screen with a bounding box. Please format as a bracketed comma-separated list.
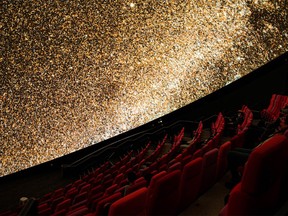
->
[1, 0, 287, 176]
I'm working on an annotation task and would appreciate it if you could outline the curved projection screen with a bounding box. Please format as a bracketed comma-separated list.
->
[1, 0, 287, 177]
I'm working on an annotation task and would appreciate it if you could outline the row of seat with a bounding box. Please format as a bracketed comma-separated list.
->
[35, 134, 173, 215]
[229, 106, 253, 149]
[237, 105, 253, 134]
[36, 143, 154, 215]
[220, 94, 288, 215]
[70, 148, 219, 216]
[34, 113, 229, 215]
[0, 105, 257, 216]
[219, 134, 288, 215]
[261, 94, 288, 122]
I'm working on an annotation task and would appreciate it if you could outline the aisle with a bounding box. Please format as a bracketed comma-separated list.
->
[179, 174, 230, 216]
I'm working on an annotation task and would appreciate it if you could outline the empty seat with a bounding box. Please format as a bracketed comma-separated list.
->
[38, 207, 52, 216]
[192, 148, 203, 159]
[93, 192, 122, 216]
[79, 183, 91, 194]
[178, 157, 203, 212]
[230, 128, 247, 149]
[88, 185, 104, 200]
[72, 179, 84, 190]
[108, 187, 148, 216]
[64, 187, 78, 200]
[54, 198, 72, 214]
[72, 192, 88, 205]
[66, 206, 89, 216]
[216, 141, 231, 180]
[51, 209, 66, 216]
[261, 94, 288, 122]
[38, 203, 52, 216]
[220, 134, 288, 215]
[181, 154, 193, 167]
[146, 170, 181, 216]
[104, 184, 119, 196]
[126, 178, 147, 195]
[50, 196, 64, 212]
[167, 161, 182, 172]
[113, 173, 124, 185]
[68, 199, 88, 212]
[200, 148, 218, 194]
[52, 188, 65, 199]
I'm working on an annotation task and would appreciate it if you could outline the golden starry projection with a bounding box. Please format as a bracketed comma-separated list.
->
[0, 0, 287, 176]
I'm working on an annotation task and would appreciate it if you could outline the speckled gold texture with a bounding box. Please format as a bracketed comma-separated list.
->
[1, 0, 287, 176]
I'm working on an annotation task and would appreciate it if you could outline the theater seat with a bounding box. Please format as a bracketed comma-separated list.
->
[178, 157, 203, 212]
[216, 141, 231, 180]
[126, 178, 147, 195]
[220, 134, 288, 216]
[108, 187, 148, 216]
[93, 192, 122, 216]
[230, 129, 247, 149]
[167, 161, 182, 172]
[54, 198, 71, 213]
[66, 206, 89, 216]
[146, 170, 181, 216]
[104, 184, 119, 196]
[200, 148, 218, 194]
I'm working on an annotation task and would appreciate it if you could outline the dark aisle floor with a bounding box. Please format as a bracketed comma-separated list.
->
[179, 174, 230, 216]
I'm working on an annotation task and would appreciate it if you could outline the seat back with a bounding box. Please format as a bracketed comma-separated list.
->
[73, 192, 88, 205]
[54, 198, 71, 214]
[66, 206, 89, 216]
[108, 188, 148, 216]
[178, 157, 203, 212]
[200, 148, 218, 194]
[230, 128, 247, 149]
[216, 141, 231, 180]
[168, 161, 182, 172]
[104, 184, 119, 196]
[126, 179, 147, 195]
[226, 135, 288, 215]
[94, 192, 122, 216]
[146, 170, 181, 216]
[113, 173, 124, 185]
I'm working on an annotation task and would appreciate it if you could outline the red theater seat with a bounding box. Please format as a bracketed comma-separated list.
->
[104, 184, 119, 196]
[93, 192, 122, 216]
[200, 148, 218, 194]
[220, 134, 288, 216]
[51, 209, 66, 216]
[216, 141, 231, 180]
[230, 128, 247, 149]
[261, 94, 288, 122]
[178, 157, 203, 212]
[79, 183, 91, 194]
[126, 179, 147, 195]
[146, 170, 181, 216]
[88, 185, 104, 200]
[181, 154, 193, 167]
[64, 187, 78, 200]
[38, 203, 52, 216]
[108, 188, 148, 216]
[54, 198, 72, 214]
[113, 173, 124, 185]
[73, 192, 88, 205]
[167, 161, 182, 172]
[38, 207, 52, 216]
[192, 148, 203, 159]
[52, 188, 65, 199]
[66, 206, 89, 216]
